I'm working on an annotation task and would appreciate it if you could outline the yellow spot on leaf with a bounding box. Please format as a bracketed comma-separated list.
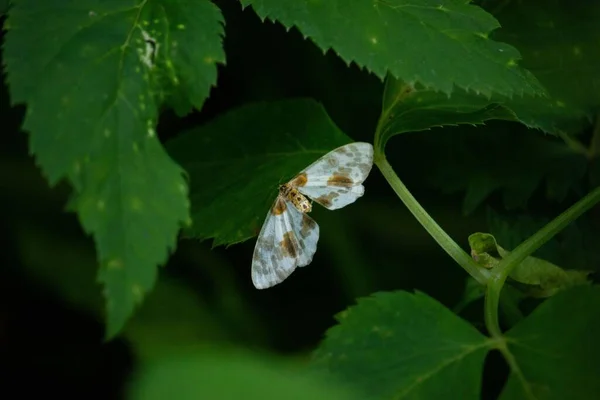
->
[203, 56, 214, 64]
[556, 100, 565, 107]
[506, 59, 517, 67]
[176, 24, 185, 30]
[106, 258, 123, 269]
[131, 197, 143, 211]
[97, 200, 105, 210]
[370, 36, 378, 45]
[104, 129, 111, 138]
[132, 284, 143, 300]
[147, 127, 156, 138]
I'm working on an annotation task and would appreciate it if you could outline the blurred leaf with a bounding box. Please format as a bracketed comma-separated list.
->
[377, 78, 517, 149]
[491, 0, 600, 131]
[468, 232, 591, 298]
[241, 0, 544, 97]
[0, 0, 10, 15]
[14, 221, 228, 359]
[3, 0, 225, 338]
[16, 223, 229, 362]
[312, 291, 491, 399]
[166, 99, 353, 246]
[487, 208, 600, 274]
[129, 349, 360, 400]
[419, 124, 588, 214]
[500, 286, 600, 399]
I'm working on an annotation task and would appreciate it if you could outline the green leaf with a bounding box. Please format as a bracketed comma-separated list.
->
[417, 124, 588, 214]
[166, 98, 354, 246]
[491, 0, 600, 130]
[376, 78, 517, 149]
[3, 0, 225, 338]
[468, 232, 591, 298]
[312, 291, 492, 399]
[500, 286, 600, 399]
[128, 349, 360, 400]
[241, 0, 545, 97]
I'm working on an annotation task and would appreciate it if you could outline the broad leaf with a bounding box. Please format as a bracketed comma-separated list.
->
[490, 0, 600, 131]
[166, 98, 354, 246]
[312, 291, 492, 399]
[129, 350, 360, 400]
[500, 286, 600, 399]
[417, 124, 588, 214]
[241, 0, 544, 97]
[3, 0, 225, 337]
[376, 77, 517, 150]
[468, 232, 591, 298]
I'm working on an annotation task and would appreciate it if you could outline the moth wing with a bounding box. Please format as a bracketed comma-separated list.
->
[290, 142, 374, 210]
[251, 197, 320, 289]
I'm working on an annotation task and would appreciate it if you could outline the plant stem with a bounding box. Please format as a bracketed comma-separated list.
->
[484, 185, 600, 338]
[375, 155, 490, 284]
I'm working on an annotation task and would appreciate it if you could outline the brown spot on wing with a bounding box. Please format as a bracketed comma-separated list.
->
[315, 191, 340, 208]
[272, 197, 287, 215]
[316, 195, 332, 208]
[280, 231, 298, 258]
[290, 172, 308, 187]
[335, 146, 349, 154]
[301, 214, 317, 238]
[327, 173, 354, 187]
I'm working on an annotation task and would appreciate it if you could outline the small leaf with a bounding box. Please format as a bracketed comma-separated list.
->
[166, 98, 355, 246]
[500, 286, 600, 399]
[377, 78, 517, 150]
[128, 350, 360, 400]
[3, 0, 225, 337]
[468, 233, 591, 298]
[312, 291, 492, 399]
[487, 208, 600, 276]
[241, 0, 545, 98]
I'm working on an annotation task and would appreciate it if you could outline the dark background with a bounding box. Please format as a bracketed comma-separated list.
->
[1, 0, 597, 398]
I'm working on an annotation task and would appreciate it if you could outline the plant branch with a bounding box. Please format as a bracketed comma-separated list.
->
[375, 156, 490, 284]
[484, 185, 600, 338]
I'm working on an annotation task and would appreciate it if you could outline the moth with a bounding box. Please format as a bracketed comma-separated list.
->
[251, 142, 374, 289]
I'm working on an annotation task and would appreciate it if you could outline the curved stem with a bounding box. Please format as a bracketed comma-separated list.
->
[375, 155, 490, 284]
[484, 185, 600, 338]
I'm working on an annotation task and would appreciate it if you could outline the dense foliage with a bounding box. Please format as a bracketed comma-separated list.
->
[1, 0, 599, 398]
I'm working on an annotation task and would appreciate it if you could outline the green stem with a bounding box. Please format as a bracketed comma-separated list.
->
[590, 113, 600, 158]
[375, 155, 490, 284]
[484, 185, 600, 338]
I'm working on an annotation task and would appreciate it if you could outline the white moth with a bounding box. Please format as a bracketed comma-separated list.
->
[251, 142, 374, 289]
